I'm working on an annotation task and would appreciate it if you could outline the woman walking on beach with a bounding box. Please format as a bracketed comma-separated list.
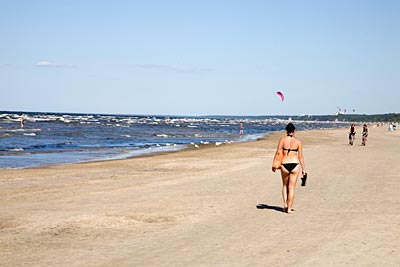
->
[272, 123, 306, 214]
[361, 123, 368, 146]
[349, 123, 356, 145]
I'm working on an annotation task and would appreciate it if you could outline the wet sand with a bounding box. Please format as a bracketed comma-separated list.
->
[1, 126, 399, 266]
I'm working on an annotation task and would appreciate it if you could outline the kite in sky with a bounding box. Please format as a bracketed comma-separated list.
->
[276, 91, 284, 102]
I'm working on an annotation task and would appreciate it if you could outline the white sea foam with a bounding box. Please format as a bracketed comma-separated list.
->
[23, 133, 36, 136]
[8, 148, 24, 152]
[0, 129, 18, 132]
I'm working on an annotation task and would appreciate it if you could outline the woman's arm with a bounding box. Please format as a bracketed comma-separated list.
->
[272, 137, 284, 172]
[298, 140, 306, 176]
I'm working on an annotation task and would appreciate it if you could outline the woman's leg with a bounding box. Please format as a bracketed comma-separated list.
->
[280, 169, 290, 211]
[286, 166, 300, 213]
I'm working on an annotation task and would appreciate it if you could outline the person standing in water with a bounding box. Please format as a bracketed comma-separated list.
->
[20, 116, 25, 128]
[272, 123, 306, 214]
[239, 122, 244, 135]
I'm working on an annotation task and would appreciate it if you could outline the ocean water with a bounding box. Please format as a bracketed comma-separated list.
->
[0, 111, 346, 169]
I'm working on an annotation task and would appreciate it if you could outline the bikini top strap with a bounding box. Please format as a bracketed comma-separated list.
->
[284, 135, 294, 154]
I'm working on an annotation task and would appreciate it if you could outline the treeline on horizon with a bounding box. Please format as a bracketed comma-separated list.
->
[287, 113, 400, 123]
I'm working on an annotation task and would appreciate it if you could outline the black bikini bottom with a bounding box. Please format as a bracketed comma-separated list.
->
[282, 163, 299, 173]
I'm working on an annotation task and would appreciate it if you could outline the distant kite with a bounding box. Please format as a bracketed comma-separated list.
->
[276, 91, 284, 102]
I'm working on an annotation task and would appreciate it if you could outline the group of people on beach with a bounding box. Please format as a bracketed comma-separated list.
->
[272, 122, 370, 214]
[349, 123, 369, 146]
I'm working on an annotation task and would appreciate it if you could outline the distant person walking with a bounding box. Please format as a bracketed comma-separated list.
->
[349, 123, 356, 145]
[272, 123, 306, 214]
[239, 123, 244, 135]
[361, 124, 368, 146]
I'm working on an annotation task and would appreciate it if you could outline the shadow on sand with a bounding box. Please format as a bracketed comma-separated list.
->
[256, 204, 285, 213]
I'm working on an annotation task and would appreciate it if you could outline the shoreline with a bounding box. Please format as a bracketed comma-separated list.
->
[1, 127, 399, 266]
[0, 125, 347, 170]
[1, 110, 354, 170]
[0, 132, 265, 170]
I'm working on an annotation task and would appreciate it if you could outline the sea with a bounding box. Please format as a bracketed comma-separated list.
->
[0, 111, 347, 169]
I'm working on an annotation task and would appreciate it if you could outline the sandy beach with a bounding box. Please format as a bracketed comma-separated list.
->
[1, 126, 399, 267]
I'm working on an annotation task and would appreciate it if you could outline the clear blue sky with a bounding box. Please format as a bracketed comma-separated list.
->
[1, 0, 399, 116]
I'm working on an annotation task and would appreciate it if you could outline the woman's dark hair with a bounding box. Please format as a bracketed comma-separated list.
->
[285, 123, 295, 133]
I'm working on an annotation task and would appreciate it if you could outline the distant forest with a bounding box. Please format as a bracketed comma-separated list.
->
[288, 113, 400, 123]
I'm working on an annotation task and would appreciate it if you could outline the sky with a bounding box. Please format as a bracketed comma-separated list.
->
[1, 0, 399, 116]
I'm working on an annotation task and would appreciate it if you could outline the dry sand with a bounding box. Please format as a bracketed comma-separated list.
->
[1, 126, 399, 266]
